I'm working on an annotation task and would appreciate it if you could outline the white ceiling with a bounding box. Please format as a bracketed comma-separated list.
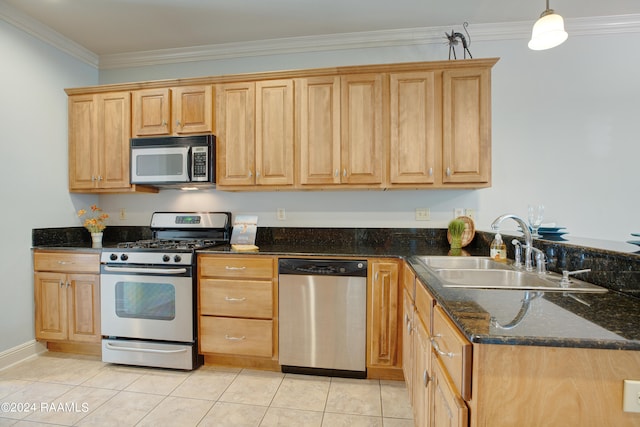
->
[2, 0, 639, 56]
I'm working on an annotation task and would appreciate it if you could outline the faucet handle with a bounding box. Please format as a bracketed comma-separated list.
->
[511, 239, 522, 267]
[560, 268, 591, 285]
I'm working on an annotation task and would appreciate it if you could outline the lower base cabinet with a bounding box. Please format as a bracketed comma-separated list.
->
[403, 261, 640, 427]
[197, 254, 277, 367]
[33, 250, 101, 354]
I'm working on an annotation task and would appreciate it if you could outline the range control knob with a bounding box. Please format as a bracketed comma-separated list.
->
[174, 255, 182, 263]
[110, 253, 118, 261]
[120, 254, 128, 261]
[162, 255, 170, 262]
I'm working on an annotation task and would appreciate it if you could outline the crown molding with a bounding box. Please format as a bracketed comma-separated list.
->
[98, 14, 640, 69]
[1, 1, 638, 70]
[0, 1, 99, 67]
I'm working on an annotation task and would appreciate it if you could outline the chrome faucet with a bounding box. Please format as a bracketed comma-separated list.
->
[491, 214, 541, 272]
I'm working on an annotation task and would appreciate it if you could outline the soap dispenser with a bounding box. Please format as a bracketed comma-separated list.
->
[490, 232, 507, 262]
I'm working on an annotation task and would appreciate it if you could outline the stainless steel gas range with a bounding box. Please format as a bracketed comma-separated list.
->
[100, 212, 231, 370]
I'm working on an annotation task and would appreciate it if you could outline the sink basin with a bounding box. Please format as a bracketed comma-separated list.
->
[416, 256, 513, 270]
[436, 269, 607, 293]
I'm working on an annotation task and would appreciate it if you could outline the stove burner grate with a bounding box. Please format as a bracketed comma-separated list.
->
[116, 239, 224, 250]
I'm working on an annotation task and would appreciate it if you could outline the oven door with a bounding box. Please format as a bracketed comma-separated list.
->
[101, 265, 193, 342]
[130, 145, 190, 184]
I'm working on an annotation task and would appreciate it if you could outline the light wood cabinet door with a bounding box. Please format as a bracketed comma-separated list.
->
[389, 71, 439, 185]
[432, 355, 468, 427]
[172, 85, 213, 134]
[297, 76, 341, 185]
[97, 91, 131, 189]
[34, 271, 100, 344]
[341, 73, 384, 185]
[413, 315, 433, 427]
[133, 86, 212, 136]
[133, 88, 171, 136]
[68, 94, 98, 191]
[255, 79, 294, 186]
[442, 67, 491, 184]
[368, 259, 400, 367]
[216, 82, 256, 186]
[66, 274, 101, 343]
[69, 92, 132, 191]
[402, 289, 414, 400]
[34, 272, 68, 341]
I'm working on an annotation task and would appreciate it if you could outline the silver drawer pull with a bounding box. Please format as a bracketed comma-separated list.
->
[431, 336, 455, 358]
[225, 266, 246, 270]
[224, 296, 247, 302]
[224, 335, 246, 341]
[57, 261, 74, 265]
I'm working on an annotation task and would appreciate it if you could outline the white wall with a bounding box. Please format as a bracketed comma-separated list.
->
[99, 30, 640, 243]
[0, 20, 98, 353]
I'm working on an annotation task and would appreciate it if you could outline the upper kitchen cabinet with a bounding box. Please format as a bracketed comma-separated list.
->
[296, 76, 342, 185]
[216, 79, 294, 188]
[68, 92, 155, 193]
[132, 85, 213, 136]
[388, 71, 439, 186]
[296, 74, 384, 187]
[341, 73, 385, 186]
[441, 67, 492, 185]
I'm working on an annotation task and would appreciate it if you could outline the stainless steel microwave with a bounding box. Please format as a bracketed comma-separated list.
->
[130, 134, 215, 187]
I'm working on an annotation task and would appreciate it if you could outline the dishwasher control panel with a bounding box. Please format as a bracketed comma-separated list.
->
[278, 259, 367, 276]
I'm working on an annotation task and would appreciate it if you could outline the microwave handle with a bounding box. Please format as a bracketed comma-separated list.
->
[187, 147, 193, 181]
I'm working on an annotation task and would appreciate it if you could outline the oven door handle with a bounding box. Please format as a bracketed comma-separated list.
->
[105, 342, 188, 354]
[103, 265, 188, 275]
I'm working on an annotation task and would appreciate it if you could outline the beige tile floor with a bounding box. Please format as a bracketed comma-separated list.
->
[0, 352, 413, 426]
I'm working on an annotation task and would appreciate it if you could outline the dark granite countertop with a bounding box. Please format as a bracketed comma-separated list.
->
[33, 225, 640, 351]
[406, 257, 640, 351]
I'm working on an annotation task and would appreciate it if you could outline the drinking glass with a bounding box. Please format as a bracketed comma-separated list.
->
[528, 204, 544, 238]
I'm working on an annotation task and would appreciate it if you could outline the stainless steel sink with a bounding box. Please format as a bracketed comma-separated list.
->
[436, 269, 607, 293]
[415, 256, 513, 270]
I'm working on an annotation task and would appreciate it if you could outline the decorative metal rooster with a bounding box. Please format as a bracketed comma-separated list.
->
[445, 22, 472, 60]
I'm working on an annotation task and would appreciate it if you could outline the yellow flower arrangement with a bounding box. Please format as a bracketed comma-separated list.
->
[78, 205, 109, 233]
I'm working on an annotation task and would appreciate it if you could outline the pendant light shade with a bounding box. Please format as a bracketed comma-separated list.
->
[528, 1, 568, 50]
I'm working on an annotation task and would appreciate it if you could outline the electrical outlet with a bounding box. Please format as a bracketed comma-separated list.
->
[454, 208, 464, 218]
[465, 208, 475, 218]
[119, 208, 126, 220]
[623, 380, 640, 413]
[277, 208, 286, 221]
[415, 208, 430, 221]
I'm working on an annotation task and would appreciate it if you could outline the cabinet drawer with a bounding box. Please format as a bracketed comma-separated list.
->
[200, 279, 272, 318]
[432, 306, 472, 401]
[34, 251, 100, 273]
[199, 256, 273, 279]
[199, 316, 273, 357]
[415, 279, 434, 333]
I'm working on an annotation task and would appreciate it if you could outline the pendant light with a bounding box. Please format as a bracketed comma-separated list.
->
[528, 0, 568, 50]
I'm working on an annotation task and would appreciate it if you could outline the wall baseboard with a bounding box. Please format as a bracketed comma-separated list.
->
[0, 340, 46, 371]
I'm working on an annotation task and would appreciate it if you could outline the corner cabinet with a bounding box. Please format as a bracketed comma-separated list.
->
[132, 85, 213, 136]
[67, 92, 157, 194]
[216, 80, 294, 188]
[33, 250, 101, 355]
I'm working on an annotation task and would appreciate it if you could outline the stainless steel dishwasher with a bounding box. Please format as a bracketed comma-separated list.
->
[278, 258, 367, 378]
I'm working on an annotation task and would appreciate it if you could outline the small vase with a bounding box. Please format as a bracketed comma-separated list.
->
[91, 232, 103, 248]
